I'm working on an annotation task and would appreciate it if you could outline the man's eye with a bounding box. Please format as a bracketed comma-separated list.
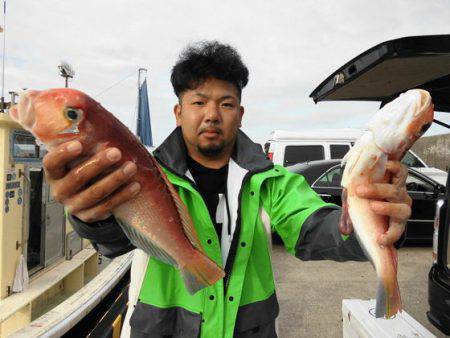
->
[222, 103, 234, 108]
[193, 101, 204, 106]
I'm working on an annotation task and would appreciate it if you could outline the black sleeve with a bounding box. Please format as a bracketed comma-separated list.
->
[68, 214, 135, 258]
[295, 206, 406, 262]
[295, 207, 367, 262]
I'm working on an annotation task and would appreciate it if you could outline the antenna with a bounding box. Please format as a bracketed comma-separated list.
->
[58, 61, 75, 88]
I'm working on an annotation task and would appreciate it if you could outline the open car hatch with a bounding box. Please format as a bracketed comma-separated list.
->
[310, 35, 450, 119]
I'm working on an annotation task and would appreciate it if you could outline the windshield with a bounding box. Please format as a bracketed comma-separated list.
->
[313, 165, 343, 188]
[401, 151, 425, 168]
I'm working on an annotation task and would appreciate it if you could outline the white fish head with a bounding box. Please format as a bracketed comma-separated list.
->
[368, 89, 433, 156]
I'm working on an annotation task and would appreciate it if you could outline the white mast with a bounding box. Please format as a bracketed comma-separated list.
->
[1, 0, 6, 112]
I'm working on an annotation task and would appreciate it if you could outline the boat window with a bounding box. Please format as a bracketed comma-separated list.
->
[405, 174, 434, 193]
[313, 166, 343, 188]
[401, 151, 425, 168]
[284, 145, 325, 166]
[11, 130, 44, 162]
[330, 144, 350, 159]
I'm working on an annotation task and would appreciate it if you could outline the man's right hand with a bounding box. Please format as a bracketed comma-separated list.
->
[43, 140, 141, 223]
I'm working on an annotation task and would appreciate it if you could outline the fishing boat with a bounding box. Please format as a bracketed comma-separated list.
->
[0, 68, 152, 337]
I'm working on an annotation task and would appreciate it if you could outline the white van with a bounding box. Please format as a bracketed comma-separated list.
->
[264, 129, 447, 185]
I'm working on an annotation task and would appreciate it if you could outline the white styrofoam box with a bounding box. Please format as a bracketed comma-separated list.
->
[342, 299, 435, 338]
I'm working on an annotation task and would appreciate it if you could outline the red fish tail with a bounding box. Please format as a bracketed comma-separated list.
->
[180, 250, 225, 295]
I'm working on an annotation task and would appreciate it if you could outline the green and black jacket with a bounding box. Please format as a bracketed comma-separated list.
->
[70, 127, 366, 338]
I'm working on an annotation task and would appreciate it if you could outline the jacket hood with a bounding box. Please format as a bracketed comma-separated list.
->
[154, 127, 273, 176]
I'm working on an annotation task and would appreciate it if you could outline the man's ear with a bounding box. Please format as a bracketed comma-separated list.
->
[174, 104, 182, 126]
[238, 106, 244, 127]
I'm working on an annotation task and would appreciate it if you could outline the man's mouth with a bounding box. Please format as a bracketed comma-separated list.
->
[200, 128, 221, 137]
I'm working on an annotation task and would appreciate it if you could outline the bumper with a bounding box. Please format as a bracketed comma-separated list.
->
[427, 265, 450, 335]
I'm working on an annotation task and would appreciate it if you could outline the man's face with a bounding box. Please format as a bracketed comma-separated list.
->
[174, 78, 244, 159]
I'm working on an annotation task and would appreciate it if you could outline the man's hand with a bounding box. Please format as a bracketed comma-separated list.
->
[355, 161, 412, 246]
[43, 140, 141, 223]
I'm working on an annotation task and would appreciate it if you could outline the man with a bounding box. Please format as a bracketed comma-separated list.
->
[45, 41, 412, 337]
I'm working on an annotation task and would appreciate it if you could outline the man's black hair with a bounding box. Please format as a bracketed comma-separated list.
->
[171, 41, 249, 99]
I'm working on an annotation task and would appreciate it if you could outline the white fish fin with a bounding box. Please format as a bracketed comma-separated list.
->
[341, 142, 359, 166]
[375, 277, 389, 318]
[339, 189, 354, 235]
[375, 274, 401, 318]
[341, 137, 366, 187]
[352, 229, 374, 267]
[342, 132, 386, 187]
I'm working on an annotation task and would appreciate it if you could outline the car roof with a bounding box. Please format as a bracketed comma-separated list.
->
[268, 129, 364, 141]
[287, 159, 444, 188]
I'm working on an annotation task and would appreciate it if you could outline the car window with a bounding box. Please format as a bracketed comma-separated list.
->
[283, 145, 325, 166]
[406, 174, 434, 192]
[401, 151, 425, 168]
[330, 144, 350, 159]
[313, 166, 343, 188]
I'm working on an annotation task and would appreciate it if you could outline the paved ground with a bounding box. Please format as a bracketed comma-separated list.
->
[272, 243, 448, 338]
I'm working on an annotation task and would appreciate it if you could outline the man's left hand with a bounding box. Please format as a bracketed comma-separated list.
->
[355, 161, 412, 246]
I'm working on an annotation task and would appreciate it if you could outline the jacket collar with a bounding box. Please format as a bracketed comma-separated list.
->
[154, 127, 273, 177]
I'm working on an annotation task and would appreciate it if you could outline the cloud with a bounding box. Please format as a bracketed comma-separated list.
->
[4, 0, 450, 146]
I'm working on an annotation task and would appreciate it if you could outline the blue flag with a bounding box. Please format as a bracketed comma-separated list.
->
[137, 79, 153, 147]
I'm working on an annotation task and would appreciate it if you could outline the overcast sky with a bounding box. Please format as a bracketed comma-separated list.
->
[5, 0, 450, 145]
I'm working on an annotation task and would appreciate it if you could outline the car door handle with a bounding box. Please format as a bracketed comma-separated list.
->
[319, 194, 332, 197]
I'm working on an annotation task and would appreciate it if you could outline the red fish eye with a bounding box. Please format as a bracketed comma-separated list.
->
[67, 109, 78, 120]
[65, 108, 83, 121]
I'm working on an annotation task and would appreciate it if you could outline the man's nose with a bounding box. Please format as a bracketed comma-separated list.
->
[204, 103, 220, 122]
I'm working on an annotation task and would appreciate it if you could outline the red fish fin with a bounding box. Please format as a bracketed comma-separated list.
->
[154, 163, 206, 253]
[170, 188, 206, 252]
[180, 250, 225, 294]
[339, 188, 353, 235]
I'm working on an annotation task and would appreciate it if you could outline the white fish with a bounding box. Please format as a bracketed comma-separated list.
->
[341, 89, 434, 318]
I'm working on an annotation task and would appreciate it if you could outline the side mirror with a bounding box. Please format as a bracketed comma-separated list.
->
[437, 185, 446, 195]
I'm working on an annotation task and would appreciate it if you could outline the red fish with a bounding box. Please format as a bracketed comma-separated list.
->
[10, 88, 225, 294]
[341, 89, 434, 318]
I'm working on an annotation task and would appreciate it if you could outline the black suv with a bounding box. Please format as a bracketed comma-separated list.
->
[287, 159, 445, 244]
[428, 174, 450, 334]
[310, 35, 450, 334]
